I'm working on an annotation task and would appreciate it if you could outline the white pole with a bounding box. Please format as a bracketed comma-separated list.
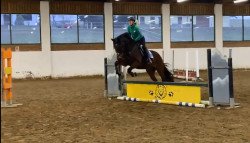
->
[122, 66, 127, 80]
[229, 49, 232, 58]
[172, 50, 175, 73]
[195, 50, 200, 78]
[185, 51, 189, 82]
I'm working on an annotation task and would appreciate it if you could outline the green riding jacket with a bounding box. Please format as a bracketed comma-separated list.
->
[127, 24, 143, 42]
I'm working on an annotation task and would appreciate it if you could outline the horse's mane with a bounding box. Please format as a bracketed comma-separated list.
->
[116, 32, 132, 42]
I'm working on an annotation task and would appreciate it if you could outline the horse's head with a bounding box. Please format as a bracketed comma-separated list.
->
[112, 33, 132, 52]
[111, 37, 124, 54]
[111, 37, 127, 62]
[111, 32, 133, 62]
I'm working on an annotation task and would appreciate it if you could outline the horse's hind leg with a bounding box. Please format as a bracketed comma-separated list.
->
[156, 66, 167, 82]
[146, 67, 157, 81]
[127, 67, 137, 77]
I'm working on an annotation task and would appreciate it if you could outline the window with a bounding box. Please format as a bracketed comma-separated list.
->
[50, 14, 104, 44]
[244, 16, 250, 40]
[193, 16, 214, 41]
[113, 15, 136, 38]
[1, 14, 11, 44]
[223, 16, 243, 41]
[171, 15, 214, 42]
[223, 16, 250, 41]
[50, 15, 78, 43]
[113, 15, 162, 42]
[171, 16, 192, 42]
[138, 15, 162, 42]
[1, 14, 40, 44]
[78, 15, 104, 43]
[11, 14, 40, 44]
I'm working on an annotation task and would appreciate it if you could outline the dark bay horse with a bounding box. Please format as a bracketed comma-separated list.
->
[111, 32, 174, 82]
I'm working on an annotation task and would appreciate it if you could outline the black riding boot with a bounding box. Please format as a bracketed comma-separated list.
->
[140, 45, 152, 63]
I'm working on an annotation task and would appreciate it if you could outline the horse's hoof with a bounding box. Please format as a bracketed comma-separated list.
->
[134, 73, 137, 76]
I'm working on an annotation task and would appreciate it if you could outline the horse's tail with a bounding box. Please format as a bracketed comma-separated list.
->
[164, 65, 174, 82]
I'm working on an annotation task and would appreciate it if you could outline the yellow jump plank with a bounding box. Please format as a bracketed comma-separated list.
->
[127, 83, 201, 104]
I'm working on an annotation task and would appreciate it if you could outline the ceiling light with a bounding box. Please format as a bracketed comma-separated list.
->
[177, 0, 188, 3]
[234, 0, 248, 3]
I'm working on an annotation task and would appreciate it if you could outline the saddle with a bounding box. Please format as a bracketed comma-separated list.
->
[138, 45, 153, 59]
[125, 44, 154, 64]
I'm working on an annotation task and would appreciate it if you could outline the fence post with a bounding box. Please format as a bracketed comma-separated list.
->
[1, 48, 22, 108]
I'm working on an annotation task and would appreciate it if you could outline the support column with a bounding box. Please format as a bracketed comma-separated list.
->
[214, 4, 223, 53]
[162, 4, 172, 69]
[40, 1, 51, 52]
[104, 2, 114, 60]
[40, 1, 53, 77]
[104, 2, 120, 97]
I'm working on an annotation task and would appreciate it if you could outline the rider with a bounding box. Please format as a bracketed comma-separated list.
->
[127, 17, 152, 63]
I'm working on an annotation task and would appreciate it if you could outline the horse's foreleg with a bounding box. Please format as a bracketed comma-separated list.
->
[127, 67, 137, 77]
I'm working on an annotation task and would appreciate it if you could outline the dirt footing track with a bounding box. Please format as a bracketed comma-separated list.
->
[1, 70, 250, 143]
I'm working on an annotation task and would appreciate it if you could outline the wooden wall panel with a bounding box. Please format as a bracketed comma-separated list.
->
[113, 2, 162, 14]
[170, 3, 214, 15]
[223, 4, 250, 15]
[1, 0, 40, 13]
[51, 43, 105, 51]
[1, 45, 41, 51]
[171, 42, 215, 48]
[50, 1, 104, 14]
[223, 41, 250, 47]
[146, 42, 163, 49]
[51, 43, 161, 51]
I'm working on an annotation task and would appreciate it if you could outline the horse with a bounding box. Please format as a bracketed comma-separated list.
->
[111, 32, 174, 82]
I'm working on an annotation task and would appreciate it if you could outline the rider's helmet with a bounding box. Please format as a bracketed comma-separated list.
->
[128, 17, 136, 22]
